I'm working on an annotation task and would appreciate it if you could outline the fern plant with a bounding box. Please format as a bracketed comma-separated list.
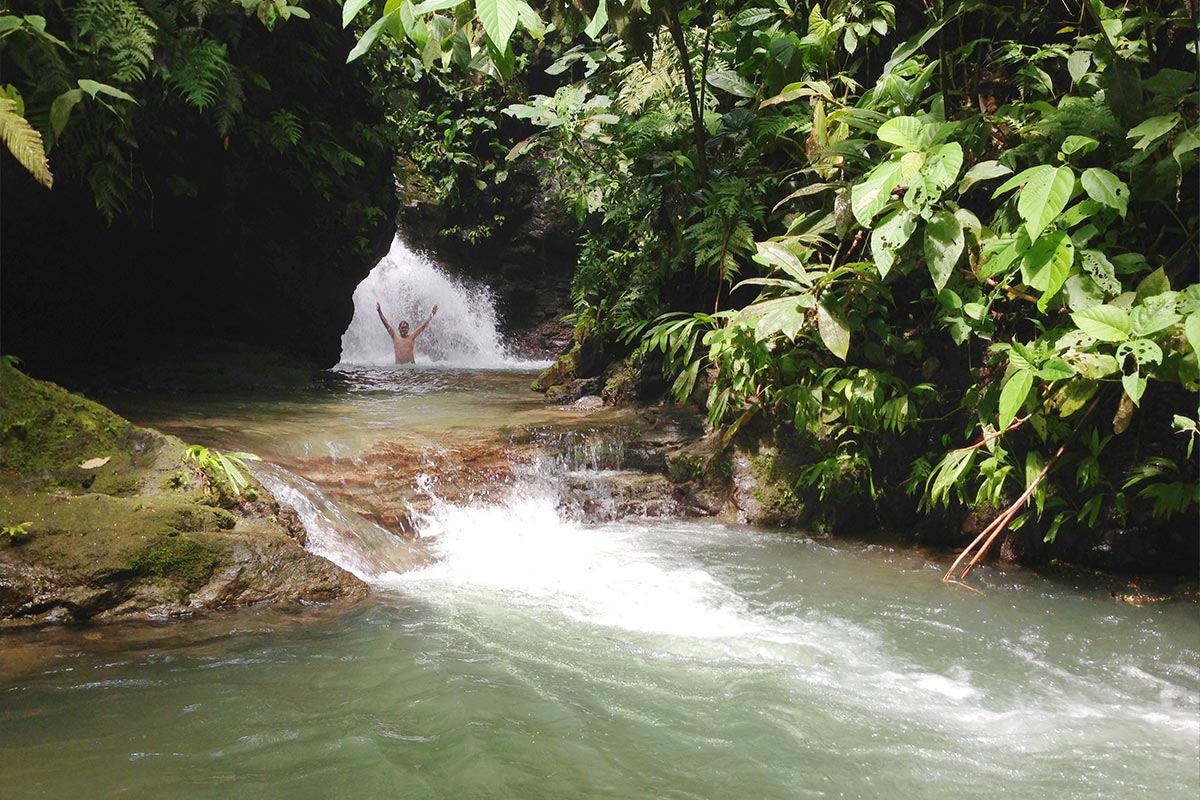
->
[69, 0, 158, 84]
[164, 29, 230, 110]
[0, 95, 53, 187]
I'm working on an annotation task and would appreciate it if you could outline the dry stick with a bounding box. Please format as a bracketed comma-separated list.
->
[942, 395, 1102, 586]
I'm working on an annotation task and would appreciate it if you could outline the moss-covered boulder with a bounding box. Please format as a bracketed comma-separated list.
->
[0, 365, 365, 626]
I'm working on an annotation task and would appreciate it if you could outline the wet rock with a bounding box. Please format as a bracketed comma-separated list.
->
[727, 445, 811, 528]
[558, 471, 680, 521]
[572, 395, 605, 412]
[545, 378, 601, 405]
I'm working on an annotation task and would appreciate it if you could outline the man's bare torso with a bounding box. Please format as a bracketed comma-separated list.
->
[390, 333, 417, 364]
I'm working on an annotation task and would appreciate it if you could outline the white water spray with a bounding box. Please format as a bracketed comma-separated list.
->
[339, 235, 535, 368]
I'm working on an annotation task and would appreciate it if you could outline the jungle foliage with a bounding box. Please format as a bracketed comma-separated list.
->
[341, 0, 1198, 566]
[0, 0, 390, 244]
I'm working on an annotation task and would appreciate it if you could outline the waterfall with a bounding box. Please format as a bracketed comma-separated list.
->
[339, 235, 535, 368]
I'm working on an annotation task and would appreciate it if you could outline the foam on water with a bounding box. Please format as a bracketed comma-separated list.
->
[338, 235, 543, 368]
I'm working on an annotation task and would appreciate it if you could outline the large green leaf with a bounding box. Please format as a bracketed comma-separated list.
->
[876, 116, 923, 150]
[583, 0, 607, 40]
[346, 11, 396, 62]
[1080, 168, 1128, 218]
[0, 97, 52, 188]
[476, 0, 520, 52]
[921, 142, 963, 194]
[1127, 112, 1180, 150]
[999, 368, 1034, 431]
[816, 297, 849, 361]
[342, 0, 373, 27]
[923, 210, 963, 292]
[77, 79, 136, 103]
[1021, 231, 1074, 311]
[1071, 305, 1132, 342]
[850, 160, 902, 227]
[870, 209, 916, 279]
[746, 297, 808, 341]
[1185, 313, 1200, 358]
[706, 70, 755, 98]
[1018, 165, 1075, 240]
[49, 88, 83, 139]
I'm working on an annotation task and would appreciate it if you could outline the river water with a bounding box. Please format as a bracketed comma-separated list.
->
[1, 367, 1197, 799]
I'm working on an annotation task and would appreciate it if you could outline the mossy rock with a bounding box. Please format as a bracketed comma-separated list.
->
[532, 348, 578, 393]
[0, 366, 366, 625]
[131, 536, 221, 589]
[1, 364, 136, 477]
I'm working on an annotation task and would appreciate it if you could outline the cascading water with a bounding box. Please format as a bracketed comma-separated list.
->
[338, 234, 537, 368]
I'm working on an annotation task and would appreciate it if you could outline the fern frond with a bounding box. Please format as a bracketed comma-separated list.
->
[213, 69, 244, 137]
[0, 98, 53, 187]
[184, 0, 224, 24]
[166, 29, 230, 110]
[70, 0, 158, 83]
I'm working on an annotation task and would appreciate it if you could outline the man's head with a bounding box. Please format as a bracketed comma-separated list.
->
[398, 321, 410, 336]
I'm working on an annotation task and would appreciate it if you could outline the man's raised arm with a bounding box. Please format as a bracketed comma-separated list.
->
[413, 305, 438, 338]
[376, 302, 396, 337]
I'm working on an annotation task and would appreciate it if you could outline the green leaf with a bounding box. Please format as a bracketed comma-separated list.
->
[1080, 168, 1128, 218]
[583, 0, 607, 40]
[77, 79, 136, 103]
[876, 116, 923, 150]
[346, 11, 396, 62]
[850, 160, 902, 227]
[1021, 231, 1074, 311]
[1117, 338, 1163, 367]
[1130, 299, 1180, 337]
[979, 231, 1030, 279]
[923, 210, 963, 292]
[1061, 135, 1098, 156]
[870, 209, 916, 279]
[1127, 112, 1180, 150]
[926, 447, 977, 508]
[342, 0, 372, 27]
[1067, 50, 1091, 83]
[706, 70, 755, 98]
[1018, 165, 1074, 240]
[515, 1, 544, 38]
[999, 368, 1034, 431]
[753, 241, 810, 284]
[1071, 305, 1132, 342]
[1037, 359, 1074, 381]
[0, 97, 52, 188]
[747, 297, 808, 341]
[1122, 372, 1147, 406]
[922, 142, 963, 194]
[816, 296, 849, 361]
[1134, 267, 1170, 302]
[49, 88, 83, 139]
[1185, 314, 1200, 359]
[476, 0, 520, 51]
[412, 0, 463, 11]
[1078, 249, 1121, 295]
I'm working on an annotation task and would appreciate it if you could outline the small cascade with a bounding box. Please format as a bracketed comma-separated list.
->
[339, 235, 534, 368]
[253, 462, 431, 582]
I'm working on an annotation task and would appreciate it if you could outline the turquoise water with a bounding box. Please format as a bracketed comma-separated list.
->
[2, 369, 1197, 798]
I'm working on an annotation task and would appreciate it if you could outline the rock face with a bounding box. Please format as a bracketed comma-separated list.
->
[0, 365, 365, 626]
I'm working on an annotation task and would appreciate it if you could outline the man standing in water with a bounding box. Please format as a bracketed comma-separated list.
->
[376, 302, 437, 364]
